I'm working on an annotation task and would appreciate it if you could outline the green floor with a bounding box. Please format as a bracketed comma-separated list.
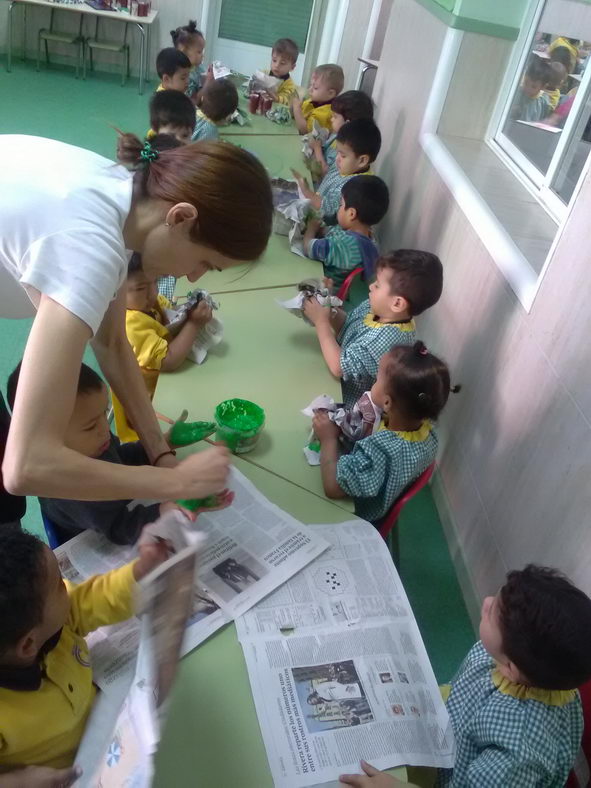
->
[0, 60, 475, 682]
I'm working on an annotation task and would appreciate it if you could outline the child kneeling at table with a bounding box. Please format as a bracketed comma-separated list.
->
[0, 526, 170, 784]
[6, 361, 209, 546]
[303, 175, 389, 289]
[339, 564, 591, 788]
[303, 249, 443, 408]
[313, 342, 457, 523]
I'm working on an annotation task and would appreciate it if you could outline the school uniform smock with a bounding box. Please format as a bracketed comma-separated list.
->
[0, 136, 132, 335]
[309, 227, 379, 288]
[0, 562, 137, 770]
[272, 73, 298, 106]
[192, 109, 220, 142]
[317, 168, 372, 220]
[323, 133, 337, 169]
[336, 420, 437, 522]
[188, 63, 206, 97]
[338, 299, 416, 407]
[301, 99, 333, 132]
[437, 641, 583, 788]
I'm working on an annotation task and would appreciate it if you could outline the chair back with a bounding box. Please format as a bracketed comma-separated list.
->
[336, 267, 364, 302]
[378, 462, 436, 539]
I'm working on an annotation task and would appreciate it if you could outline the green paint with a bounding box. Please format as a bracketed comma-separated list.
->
[215, 398, 265, 454]
[414, 0, 524, 40]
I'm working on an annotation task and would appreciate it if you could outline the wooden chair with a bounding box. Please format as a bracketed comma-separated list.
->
[37, 10, 84, 78]
[84, 18, 130, 86]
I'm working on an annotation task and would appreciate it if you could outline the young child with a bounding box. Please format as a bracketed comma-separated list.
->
[303, 175, 389, 288]
[0, 526, 170, 779]
[294, 118, 382, 222]
[192, 77, 239, 141]
[544, 61, 567, 111]
[313, 342, 454, 522]
[6, 362, 197, 545]
[156, 47, 191, 93]
[147, 89, 196, 144]
[114, 254, 213, 441]
[268, 37, 299, 106]
[292, 64, 344, 133]
[170, 20, 209, 104]
[312, 90, 374, 177]
[511, 56, 551, 122]
[339, 565, 591, 788]
[303, 249, 443, 407]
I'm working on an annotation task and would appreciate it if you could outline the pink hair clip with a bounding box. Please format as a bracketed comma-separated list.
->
[419, 346, 428, 355]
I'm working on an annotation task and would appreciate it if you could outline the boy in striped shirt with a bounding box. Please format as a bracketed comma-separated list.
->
[303, 175, 389, 289]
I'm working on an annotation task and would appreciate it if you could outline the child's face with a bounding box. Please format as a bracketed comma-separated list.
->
[331, 111, 346, 134]
[158, 123, 193, 145]
[163, 67, 190, 93]
[181, 35, 205, 67]
[522, 75, 543, 98]
[127, 271, 159, 313]
[336, 141, 369, 176]
[271, 51, 295, 77]
[368, 267, 409, 319]
[337, 196, 355, 230]
[308, 72, 336, 104]
[65, 384, 112, 459]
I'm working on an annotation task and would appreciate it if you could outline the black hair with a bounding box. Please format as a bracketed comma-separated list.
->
[170, 20, 204, 48]
[272, 37, 299, 64]
[156, 47, 191, 79]
[201, 77, 239, 123]
[377, 249, 443, 315]
[525, 54, 549, 85]
[549, 46, 573, 73]
[7, 361, 103, 412]
[382, 341, 459, 421]
[337, 118, 381, 162]
[128, 251, 144, 276]
[331, 90, 374, 122]
[499, 565, 591, 690]
[546, 61, 567, 89]
[150, 89, 196, 133]
[0, 527, 47, 655]
[341, 175, 389, 226]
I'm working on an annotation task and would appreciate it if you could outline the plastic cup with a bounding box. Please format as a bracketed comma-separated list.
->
[215, 398, 265, 454]
[248, 93, 260, 114]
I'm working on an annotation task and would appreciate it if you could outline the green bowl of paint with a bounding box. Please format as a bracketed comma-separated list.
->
[215, 398, 265, 454]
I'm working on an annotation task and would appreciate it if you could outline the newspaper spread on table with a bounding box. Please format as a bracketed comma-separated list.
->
[235, 520, 455, 787]
[54, 467, 329, 698]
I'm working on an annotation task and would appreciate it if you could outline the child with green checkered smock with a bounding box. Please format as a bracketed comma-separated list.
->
[191, 78, 238, 142]
[303, 176, 389, 289]
[303, 249, 444, 409]
[312, 342, 456, 522]
[339, 566, 591, 788]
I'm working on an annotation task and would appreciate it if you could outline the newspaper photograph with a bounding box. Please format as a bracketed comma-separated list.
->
[236, 521, 455, 786]
[55, 467, 328, 696]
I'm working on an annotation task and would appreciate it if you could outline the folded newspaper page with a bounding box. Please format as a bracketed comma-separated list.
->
[55, 468, 329, 697]
[236, 521, 455, 786]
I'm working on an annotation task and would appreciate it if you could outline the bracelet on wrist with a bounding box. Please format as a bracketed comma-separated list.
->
[152, 449, 177, 466]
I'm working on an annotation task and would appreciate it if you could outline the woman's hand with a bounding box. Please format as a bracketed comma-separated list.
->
[175, 446, 231, 500]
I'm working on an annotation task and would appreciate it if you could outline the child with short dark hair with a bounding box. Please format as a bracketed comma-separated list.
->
[148, 89, 196, 144]
[313, 341, 455, 522]
[268, 37, 299, 106]
[544, 61, 567, 110]
[156, 47, 191, 93]
[303, 249, 443, 407]
[0, 526, 169, 779]
[312, 90, 375, 176]
[303, 175, 389, 288]
[292, 64, 344, 133]
[192, 77, 239, 141]
[7, 361, 194, 545]
[170, 20, 209, 103]
[340, 565, 591, 788]
[294, 118, 382, 221]
[511, 55, 551, 122]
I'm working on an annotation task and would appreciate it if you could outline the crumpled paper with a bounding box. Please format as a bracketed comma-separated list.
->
[230, 107, 249, 126]
[243, 70, 281, 96]
[276, 279, 342, 325]
[164, 289, 223, 365]
[302, 120, 329, 159]
[301, 392, 383, 465]
[212, 60, 232, 79]
[266, 104, 292, 125]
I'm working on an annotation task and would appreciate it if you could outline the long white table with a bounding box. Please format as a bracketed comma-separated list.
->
[5, 0, 157, 93]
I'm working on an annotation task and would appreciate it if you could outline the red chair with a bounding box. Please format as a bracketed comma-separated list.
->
[376, 463, 436, 563]
[337, 266, 364, 302]
[567, 680, 591, 787]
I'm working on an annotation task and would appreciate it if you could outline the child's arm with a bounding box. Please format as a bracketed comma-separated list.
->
[339, 761, 413, 787]
[313, 412, 347, 499]
[291, 168, 322, 211]
[311, 139, 329, 178]
[0, 765, 82, 787]
[303, 297, 342, 377]
[292, 97, 309, 134]
[161, 301, 212, 372]
[303, 218, 324, 256]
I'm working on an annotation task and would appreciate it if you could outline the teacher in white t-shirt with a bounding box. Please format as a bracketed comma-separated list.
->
[0, 133, 272, 504]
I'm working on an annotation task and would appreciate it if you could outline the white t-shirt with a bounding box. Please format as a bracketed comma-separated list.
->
[0, 135, 134, 334]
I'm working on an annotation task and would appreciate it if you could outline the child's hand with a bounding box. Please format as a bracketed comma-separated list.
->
[6, 765, 82, 787]
[135, 537, 173, 581]
[205, 63, 214, 83]
[340, 761, 405, 787]
[303, 296, 330, 326]
[291, 96, 302, 114]
[312, 410, 339, 441]
[322, 276, 334, 292]
[188, 301, 213, 325]
[310, 138, 323, 156]
[306, 217, 322, 236]
[291, 167, 307, 188]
